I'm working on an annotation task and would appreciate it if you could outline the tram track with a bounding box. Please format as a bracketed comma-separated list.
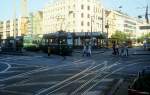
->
[81, 61, 143, 95]
[71, 58, 146, 95]
[1, 54, 147, 95]
[0, 58, 91, 90]
[36, 61, 107, 95]
[0, 58, 86, 82]
[35, 56, 119, 95]
[39, 58, 145, 95]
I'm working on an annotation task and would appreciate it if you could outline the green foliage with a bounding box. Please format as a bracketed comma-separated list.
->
[137, 33, 150, 43]
[111, 31, 128, 43]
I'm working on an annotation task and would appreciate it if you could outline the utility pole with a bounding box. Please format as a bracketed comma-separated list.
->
[91, 16, 93, 39]
[102, 8, 104, 33]
[13, 0, 16, 51]
[91, 16, 94, 46]
[105, 20, 109, 48]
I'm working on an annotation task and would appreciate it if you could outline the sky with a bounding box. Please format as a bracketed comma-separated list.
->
[0, 0, 150, 20]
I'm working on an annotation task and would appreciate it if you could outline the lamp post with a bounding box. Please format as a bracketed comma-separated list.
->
[105, 20, 109, 48]
[91, 16, 94, 46]
[13, 0, 16, 51]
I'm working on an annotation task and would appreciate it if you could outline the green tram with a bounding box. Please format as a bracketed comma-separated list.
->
[23, 35, 41, 51]
[40, 31, 73, 56]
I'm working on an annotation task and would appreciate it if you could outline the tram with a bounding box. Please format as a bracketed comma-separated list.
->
[23, 35, 41, 51]
[40, 31, 73, 56]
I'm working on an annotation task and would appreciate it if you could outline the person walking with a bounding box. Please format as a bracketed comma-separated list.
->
[82, 44, 86, 56]
[87, 45, 91, 57]
[120, 43, 125, 56]
[116, 43, 119, 55]
[112, 42, 116, 55]
[124, 43, 129, 56]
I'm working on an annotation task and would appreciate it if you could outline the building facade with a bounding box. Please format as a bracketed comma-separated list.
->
[105, 10, 138, 38]
[0, 18, 28, 40]
[28, 11, 43, 36]
[0, 21, 3, 40]
[43, 0, 104, 34]
[138, 23, 150, 37]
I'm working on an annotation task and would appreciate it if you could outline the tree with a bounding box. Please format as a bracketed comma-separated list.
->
[137, 33, 150, 43]
[111, 31, 128, 43]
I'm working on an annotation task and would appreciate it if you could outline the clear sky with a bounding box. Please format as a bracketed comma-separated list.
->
[0, 0, 150, 20]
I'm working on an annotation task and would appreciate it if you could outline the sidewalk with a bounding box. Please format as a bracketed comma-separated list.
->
[74, 48, 108, 54]
[131, 47, 150, 55]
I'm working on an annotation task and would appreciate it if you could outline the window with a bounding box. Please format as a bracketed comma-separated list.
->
[73, 13, 75, 18]
[73, 21, 75, 24]
[73, 4, 75, 8]
[87, 6, 90, 10]
[81, 13, 84, 18]
[87, 14, 90, 18]
[81, 21, 84, 26]
[81, 29, 83, 32]
[81, 5, 84, 9]
[87, 22, 90, 26]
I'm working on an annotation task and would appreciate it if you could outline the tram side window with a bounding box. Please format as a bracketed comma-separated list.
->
[41, 39, 45, 45]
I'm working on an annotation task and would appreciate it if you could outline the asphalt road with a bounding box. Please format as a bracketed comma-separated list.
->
[0, 48, 149, 95]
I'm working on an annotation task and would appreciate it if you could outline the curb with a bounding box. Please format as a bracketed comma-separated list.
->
[74, 50, 106, 54]
[132, 53, 150, 55]
[0, 52, 27, 56]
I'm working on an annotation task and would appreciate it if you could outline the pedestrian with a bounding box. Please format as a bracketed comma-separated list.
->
[116, 43, 119, 55]
[112, 42, 116, 55]
[124, 43, 129, 56]
[143, 42, 146, 50]
[82, 44, 86, 56]
[87, 45, 92, 57]
[0, 44, 1, 52]
[120, 43, 125, 56]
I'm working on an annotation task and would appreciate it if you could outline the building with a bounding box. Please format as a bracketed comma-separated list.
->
[43, 0, 104, 34]
[105, 10, 137, 39]
[138, 23, 150, 38]
[28, 11, 43, 36]
[0, 18, 29, 40]
[0, 21, 3, 40]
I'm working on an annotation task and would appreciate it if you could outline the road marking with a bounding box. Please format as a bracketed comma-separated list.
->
[0, 62, 11, 73]
[36, 61, 109, 95]
[35, 60, 96, 95]
[0, 58, 89, 90]
[70, 62, 118, 95]
[82, 61, 143, 95]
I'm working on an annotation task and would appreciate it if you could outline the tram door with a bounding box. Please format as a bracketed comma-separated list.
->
[67, 33, 73, 47]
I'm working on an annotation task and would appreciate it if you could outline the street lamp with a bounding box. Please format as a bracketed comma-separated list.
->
[13, 0, 17, 51]
[90, 16, 94, 46]
[105, 20, 109, 48]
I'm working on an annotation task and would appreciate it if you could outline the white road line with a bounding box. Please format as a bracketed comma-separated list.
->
[82, 61, 143, 95]
[70, 62, 118, 95]
[35, 60, 96, 95]
[0, 58, 91, 90]
[0, 62, 11, 73]
[0, 58, 88, 82]
[36, 61, 109, 95]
